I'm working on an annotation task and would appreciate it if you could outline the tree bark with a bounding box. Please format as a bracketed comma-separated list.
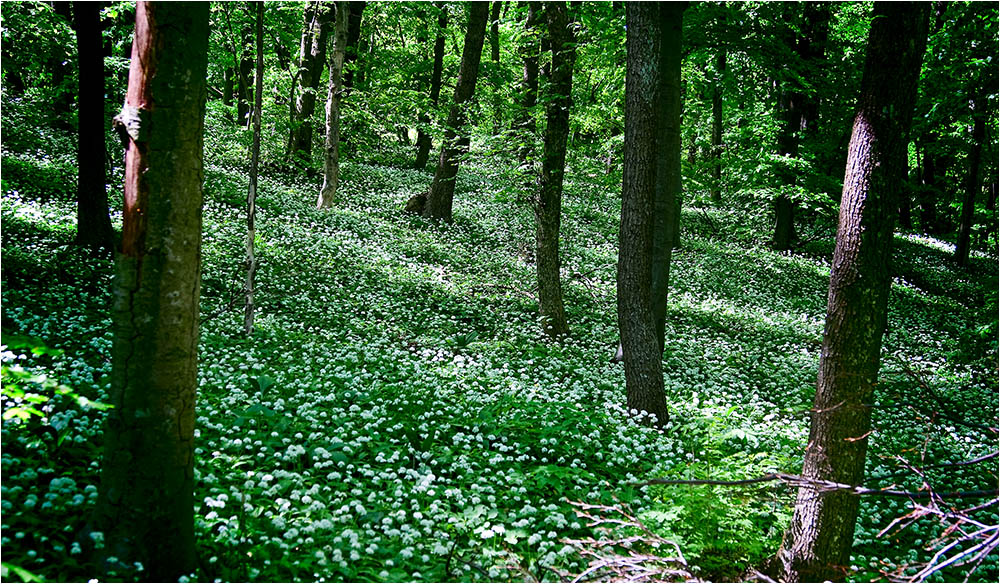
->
[423, 2, 490, 222]
[917, 139, 943, 234]
[618, 3, 680, 428]
[317, 1, 349, 208]
[651, 2, 683, 353]
[710, 49, 725, 205]
[534, 1, 575, 339]
[72, 0, 115, 255]
[94, 2, 208, 580]
[414, 2, 448, 169]
[287, 0, 332, 163]
[245, 1, 264, 334]
[515, 1, 541, 168]
[343, 1, 366, 90]
[237, 22, 253, 126]
[489, 1, 503, 135]
[223, 66, 235, 123]
[955, 95, 985, 267]
[771, 4, 928, 581]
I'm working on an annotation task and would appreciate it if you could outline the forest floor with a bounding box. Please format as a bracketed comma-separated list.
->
[2, 99, 998, 582]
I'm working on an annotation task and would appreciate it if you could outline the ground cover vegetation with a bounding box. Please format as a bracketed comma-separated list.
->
[0, 1, 997, 582]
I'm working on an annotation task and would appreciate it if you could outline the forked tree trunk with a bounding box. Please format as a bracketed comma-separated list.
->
[73, 0, 115, 255]
[415, 2, 448, 169]
[317, 1, 349, 208]
[771, 4, 928, 581]
[534, 1, 575, 338]
[94, 2, 209, 580]
[245, 1, 264, 335]
[287, 0, 332, 163]
[423, 2, 490, 222]
[955, 95, 985, 267]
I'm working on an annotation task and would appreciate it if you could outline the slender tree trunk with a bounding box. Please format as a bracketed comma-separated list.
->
[245, 2, 264, 334]
[415, 2, 448, 169]
[73, 0, 115, 255]
[237, 22, 253, 127]
[771, 4, 928, 581]
[317, 2, 349, 208]
[918, 141, 942, 234]
[490, 1, 503, 135]
[223, 66, 235, 123]
[287, 0, 332, 163]
[534, 1, 575, 338]
[710, 50, 725, 205]
[94, 3, 208, 580]
[344, 1, 366, 90]
[515, 1, 541, 168]
[955, 96, 985, 267]
[423, 2, 490, 222]
[773, 85, 800, 251]
[618, 2, 681, 428]
[651, 2, 684, 352]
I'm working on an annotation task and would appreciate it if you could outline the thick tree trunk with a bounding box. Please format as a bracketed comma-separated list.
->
[245, 2, 264, 334]
[94, 3, 208, 580]
[287, 0, 332, 163]
[317, 1, 349, 208]
[73, 0, 115, 255]
[710, 50, 725, 205]
[423, 2, 489, 222]
[618, 3, 678, 428]
[955, 96, 985, 267]
[515, 1, 541, 168]
[534, 1, 575, 339]
[415, 2, 448, 170]
[771, 4, 928, 581]
[489, 1, 503, 135]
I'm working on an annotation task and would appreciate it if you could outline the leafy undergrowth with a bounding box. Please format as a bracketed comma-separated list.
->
[2, 101, 997, 582]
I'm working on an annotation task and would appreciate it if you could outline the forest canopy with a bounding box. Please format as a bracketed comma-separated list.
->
[1, 1, 997, 582]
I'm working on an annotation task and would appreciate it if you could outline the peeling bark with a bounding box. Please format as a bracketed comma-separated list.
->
[94, 2, 209, 580]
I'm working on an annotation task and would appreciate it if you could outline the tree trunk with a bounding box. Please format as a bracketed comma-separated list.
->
[245, 2, 264, 334]
[287, 0, 332, 163]
[772, 10, 801, 252]
[490, 1, 503, 135]
[771, 4, 928, 581]
[415, 2, 448, 169]
[917, 139, 943, 234]
[423, 2, 490, 222]
[223, 66, 235, 123]
[534, 1, 574, 339]
[317, 1, 349, 208]
[72, 0, 115, 255]
[651, 2, 683, 353]
[515, 1, 541, 168]
[94, 2, 208, 580]
[238, 24, 253, 126]
[955, 96, 985, 267]
[343, 1, 366, 90]
[618, 2, 680, 428]
[710, 50, 725, 205]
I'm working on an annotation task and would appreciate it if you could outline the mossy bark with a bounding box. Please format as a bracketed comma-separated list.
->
[288, 0, 332, 163]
